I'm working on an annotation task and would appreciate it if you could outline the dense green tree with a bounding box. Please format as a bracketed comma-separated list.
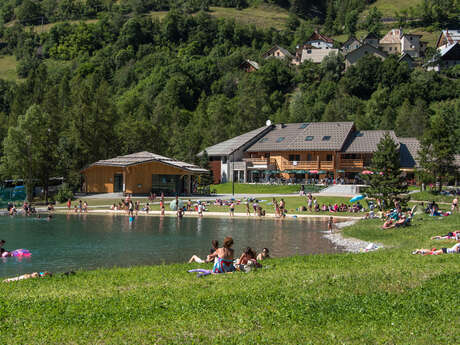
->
[418, 103, 457, 191]
[1, 104, 59, 201]
[364, 133, 409, 208]
[363, 7, 382, 37]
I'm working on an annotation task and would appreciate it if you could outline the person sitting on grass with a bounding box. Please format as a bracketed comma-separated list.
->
[3, 271, 52, 282]
[189, 240, 219, 264]
[257, 248, 270, 261]
[382, 219, 394, 229]
[236, 247, 257, 266]
[208, 237, 235, 273]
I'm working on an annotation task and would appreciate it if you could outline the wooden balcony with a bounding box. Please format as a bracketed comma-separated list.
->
[319, 161, 334, 170]
[283, 161, 319, 170]
[338, 159, 364, 169]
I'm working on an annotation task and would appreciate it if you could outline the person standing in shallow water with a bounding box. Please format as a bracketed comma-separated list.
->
[328, 216, 334, 233]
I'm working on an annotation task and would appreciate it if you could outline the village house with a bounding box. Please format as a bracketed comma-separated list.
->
[239, 59, 259, 72]
[81, 152, 208, 195]
[199, 122, 422, 184]
[344, 43, 387, 68]
[379, 28, 423, 58]
[262, 45, 294, 60]
[341, 37, 361, 54]
[362, 32, 379, 48]
[427, 29, 460, 71]
[436, 29, 460, 49]
[293, 31, 337, 64]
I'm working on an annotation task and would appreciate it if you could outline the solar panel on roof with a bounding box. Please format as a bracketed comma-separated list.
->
[322, 136, 331, 141]
[299, 123, 309, 129]
[305, 136, 314, 141]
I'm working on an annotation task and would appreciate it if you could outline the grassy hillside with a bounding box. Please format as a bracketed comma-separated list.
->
[0, 55, 19, 81]
[0, 213, 458, 344]
[369, 0, 421, 17]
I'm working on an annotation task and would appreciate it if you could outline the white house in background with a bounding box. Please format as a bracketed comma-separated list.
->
[427, 42, 460, 71]
[304, 31, 335, 49]
[379, 28, 423, 58]
[300, 47, 340, 64]
[262, 45, 294, 60]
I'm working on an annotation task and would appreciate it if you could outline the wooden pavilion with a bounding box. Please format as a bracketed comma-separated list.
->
[81, 152, 208, 195]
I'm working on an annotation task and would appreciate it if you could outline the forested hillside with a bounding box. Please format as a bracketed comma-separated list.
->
[0, 1, 459, 189]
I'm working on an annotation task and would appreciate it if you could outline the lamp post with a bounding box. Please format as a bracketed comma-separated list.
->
[231, 151, 234, 196]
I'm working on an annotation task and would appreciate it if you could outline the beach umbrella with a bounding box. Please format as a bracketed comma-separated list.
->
[349, 195, 365, 203]
[361, 170, 373, 175]
[309, 170, 319, 174]
[297, 170, 307, 174]
[318, 170, 327, 174]
[169, 199, 185, 211]
[336, 169, 345, 173]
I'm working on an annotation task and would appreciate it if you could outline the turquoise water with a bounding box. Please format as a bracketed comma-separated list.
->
[0, 214, 342, 277]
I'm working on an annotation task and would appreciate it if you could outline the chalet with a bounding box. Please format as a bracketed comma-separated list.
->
[305, 31, 335, 49]
[81, 152, 208, 195]
[200, 122, 422, 183]
[436, 29, 460, 49]
[262, 45, 293, 60]
[341, 37, 361, 54]
[240, 59, 259, 72]
[427, 42, 460, 71]
[344, 43, 387, 68]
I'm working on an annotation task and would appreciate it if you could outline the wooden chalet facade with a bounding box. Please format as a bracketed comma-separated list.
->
[82, 152, 208, 195]
[200, 122, 422, 183]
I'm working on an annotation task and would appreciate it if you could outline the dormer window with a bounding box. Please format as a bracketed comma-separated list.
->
[276, 137, 285, 143]
[322, 136, 331, 141]
[305, 136, 314, 141]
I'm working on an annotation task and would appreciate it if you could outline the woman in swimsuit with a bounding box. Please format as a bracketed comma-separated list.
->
[208, 236, 235, 273]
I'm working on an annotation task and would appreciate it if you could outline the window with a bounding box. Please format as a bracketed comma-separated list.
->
[322, 136, 331, 141]
[299, 123, 309, 129]
[389, 47, 392, 51]
[326, 154, 333, 161]
[356, 132, 364, 137]
[307, 49, 312, 54]
[289, 154, 300, 161]
[259, 138, 268, 143]
[307, 154, 312, 161]
[410, 37, 413, 41]
[276, 137, 285, 143]
[305, 136, 314, 141]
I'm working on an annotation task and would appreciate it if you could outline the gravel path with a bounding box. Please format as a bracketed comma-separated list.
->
[324, 220, 384, 253]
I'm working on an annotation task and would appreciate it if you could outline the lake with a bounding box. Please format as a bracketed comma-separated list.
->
[0, 214, 344, 277]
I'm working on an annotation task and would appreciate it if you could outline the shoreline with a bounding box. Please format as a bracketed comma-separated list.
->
[50, 208, 364, 221]
[324, 220, 384, 253]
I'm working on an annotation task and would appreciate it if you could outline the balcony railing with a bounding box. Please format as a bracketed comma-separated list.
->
[339, 159, 364, 169]
[319, 161, 334, 170]
[242, 158, 269, 165]
[283, 161, 319, 170]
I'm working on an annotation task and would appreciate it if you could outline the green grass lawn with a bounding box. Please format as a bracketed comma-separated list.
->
[0, 212, 458, 344]
[410, 191, 455, 203]
[211, 183, 324, 195]
[0, 55, 20, 81]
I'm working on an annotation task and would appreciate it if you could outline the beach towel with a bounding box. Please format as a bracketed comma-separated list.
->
[188, 269, 212, 278]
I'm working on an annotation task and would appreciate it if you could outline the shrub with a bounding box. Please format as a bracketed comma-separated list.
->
[55, 183, 74, 203]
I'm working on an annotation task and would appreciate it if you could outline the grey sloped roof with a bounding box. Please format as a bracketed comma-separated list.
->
[262, 45, 294, 59]
[342, 130, 399, 153]
[247, 122, 355, 152]
[200, 126, 272, 156]
[84, 152, 208, 173]
[398, 138, 420, 168]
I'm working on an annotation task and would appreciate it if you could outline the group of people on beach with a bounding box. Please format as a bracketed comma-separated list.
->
[412, 231, 460, 255]
[188, 237, 270, 274]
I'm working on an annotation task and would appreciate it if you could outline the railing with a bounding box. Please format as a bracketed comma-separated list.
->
[339, 159, 364, 169]
[242, 157, 269, 165]
[319, 161, 334, 170]
[283, 161, 319, 170]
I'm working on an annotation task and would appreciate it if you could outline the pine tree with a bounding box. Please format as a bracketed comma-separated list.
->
[418, 104, 457, 191]
[364, 133, 408, 208]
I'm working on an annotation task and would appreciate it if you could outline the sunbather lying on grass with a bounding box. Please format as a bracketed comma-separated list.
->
[431, 231, 460, 240]
[3, 271, 52, 282]
[412, 241, 460, 255]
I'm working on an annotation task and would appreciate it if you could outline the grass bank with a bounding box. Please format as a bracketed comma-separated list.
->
[211, 183, 324, 194]
[0, 213, 459, 344]
[410, 191, 455, 203]
[0, 55, 20, 82]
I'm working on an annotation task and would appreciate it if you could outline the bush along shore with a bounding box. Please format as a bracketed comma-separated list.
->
[0, 212, 459, 344]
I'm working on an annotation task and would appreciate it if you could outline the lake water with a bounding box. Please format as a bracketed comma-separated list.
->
[0, 214, 343, 277]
